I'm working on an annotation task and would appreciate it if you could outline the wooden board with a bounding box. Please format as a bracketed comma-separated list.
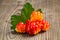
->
[0, 0, 60, 40]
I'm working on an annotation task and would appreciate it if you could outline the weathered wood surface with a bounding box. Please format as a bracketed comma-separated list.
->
[0, 0, 60, 40]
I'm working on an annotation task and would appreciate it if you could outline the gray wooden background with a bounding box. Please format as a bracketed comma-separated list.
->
[0, 0, 60, 40]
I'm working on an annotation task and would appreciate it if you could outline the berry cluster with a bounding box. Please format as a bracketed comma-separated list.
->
[15, 11, 50, 35]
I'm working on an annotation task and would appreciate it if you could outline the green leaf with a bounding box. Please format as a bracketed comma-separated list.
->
[11, 15, 21, 30]
[11, 25, 16, 30]
[37, 9, 42, 13]
[20, 3, 34, 23]
[11, 2, 34, 30]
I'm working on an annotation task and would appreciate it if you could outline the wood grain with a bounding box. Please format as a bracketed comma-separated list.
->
[0, 0, 60, 40]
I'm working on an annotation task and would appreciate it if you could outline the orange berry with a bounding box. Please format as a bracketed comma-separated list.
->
[41, 20, 50, 31]
[30, 11, 43, 21]
[15, 22, 26, 33]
